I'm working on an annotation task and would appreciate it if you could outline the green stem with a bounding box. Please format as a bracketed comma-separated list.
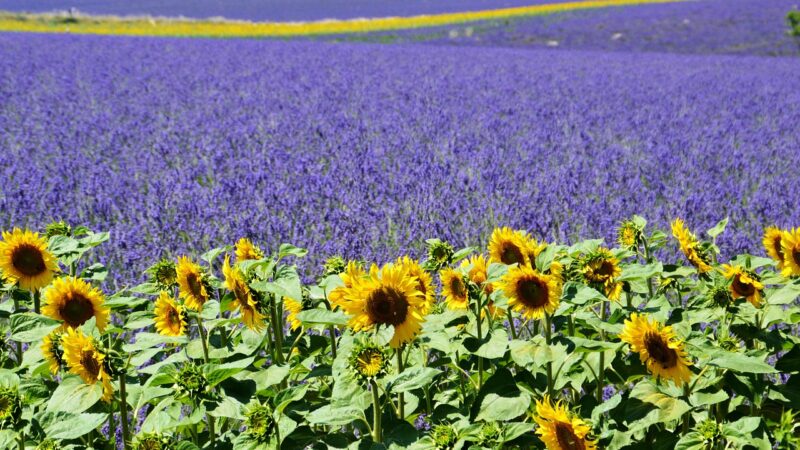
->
[328, 325, 338, 358]
[641, 235, 655, 298]
[682, 384, 691, 433]
[207, 414, 216, 446]
[33, 289, 40, 315]
[567, 314, 575, 337]
[370, 379, 382, 443]
[506, 309, 517, 340]
[270, 296, 284, 365]
[119, 374, 130, 450]
[396, 347, 405, 419]
[597, 299, 607, 403]
[195, 317, 210, 363]
[625, 291, 633, 310]
[475, 295, 484, 390]
[12, 297, 23, 366]
[544, 314, 554, 398]
[17, 431, 23, 450]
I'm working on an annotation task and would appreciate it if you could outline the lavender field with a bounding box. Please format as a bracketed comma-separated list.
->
[1, 30, 798, 288]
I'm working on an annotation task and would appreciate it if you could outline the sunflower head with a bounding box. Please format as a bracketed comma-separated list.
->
[148, 259, 177, 289]
[35, 439, 61, 450]
[41, 330, 65, 375]
[763, 226, 785, 270]
[619, 313, 693, 386]
[780, 228, 800, 277]
[348, 340, 390, 383]
[174, 363, 211, 400]
[424, 239, 455, 271]
[440, 267, 469, 310]
[706, 283, 734, 309]
[0, 228, 59, 291]
[430, 424, 458, 449]
[671, 219, 713, 273]
[461, 254, 493, 295]
[581, 248, 623, 301]
[44, 220, 72, 239]
[721, 264, 764, 307]
[245, 402, 275, 443]
[222, 255, 265, 331]
[132, 433, 171, 450]
[617, 219, 644, 250]
[235, 237, 264, 262]
[322, 256, 347, 277]
[477, 422, 503, 447]
[284, 296, 305, 331]
[42, 276, 109, 331]
[717, 335, 740, 352]
[488, 227, 531, 267]
[499, 265, 561, 320]
[339, 263, 425, 348]
[534, 395, 597, 450]
[176, 256, 210, 311]
[61, 328, 113, 402]
[328, 260, 366, 308]
[0, 386, 20, 425]
[397, 256, 435, 315]
[154, 292, 186, 337]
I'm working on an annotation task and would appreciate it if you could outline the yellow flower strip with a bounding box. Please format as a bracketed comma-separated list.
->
[0, 0, 681, 38]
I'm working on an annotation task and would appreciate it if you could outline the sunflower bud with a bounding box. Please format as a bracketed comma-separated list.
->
[617, 219, 644, 251]
[322, 256, 347, 277]
[0, 386, 21, 426]
[695, 419, 721, 449]
[244, 402, 275, 443]
[430, 424, 458, 449]
[477, 422, 503, 446]
[174, 364, 211, 400]
[348, 340, 390, 384]
[425, 239, 454, 271]
[44, 220, 72, 239]
[706, 284, 733, 308]
[717, 336, 740, 351]
[132, 433, 171, 450]
[35, 439, 61, 450]
[148, 259, 177, 289]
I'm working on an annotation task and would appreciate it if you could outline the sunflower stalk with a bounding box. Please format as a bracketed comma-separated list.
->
[474, 292, 484, 390]
[640, 234, 655, 298]
[119, 373, 130, 450]
[396, 346, 405, 419]
[370, 379, 382, 443]
[505, 309, 517, 340]
[596, 299, 607, 403]
[544, 314, 554, 398]
[195, 316, 210, 363]
[12, 297, 23, 365]
[33, 289, 41, 314]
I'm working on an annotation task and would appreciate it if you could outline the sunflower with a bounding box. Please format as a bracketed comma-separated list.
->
[617, 219, 643, 251]
[338, 263, 425, 348]
[581, 248, 623, 301]
[721, 264, 764, 307]
[41, 330, 64, 375]
[619, 313, 692, 386]
[534, 395, 597, 450]
[671, 219, 712, 273]
[440, 267, 468, 310]
[762, 226, 785, 270]
[499, 265, 561, 320]
[0, 228, 59, 291]
[222, 255, 265, 331]
[42, 277, 109, 331]
[61, 328, 114, 402]
[397, 256, 435, 314]
[176, 256, 209, 311]
[780, 228, 800, 277]
[154, 292, 186, 337]
[235, 237, 264, 262]
[284, 297, 304, 331]
[329, 261, 366, 309]
[488, 227, 531, 266]
[348, 340, 390, 382]
[462, 254, 494, 295]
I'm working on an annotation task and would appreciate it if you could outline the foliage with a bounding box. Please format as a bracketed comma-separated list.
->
[0, 217, 798, 449]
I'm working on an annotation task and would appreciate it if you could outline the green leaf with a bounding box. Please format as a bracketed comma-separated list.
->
[674, 432, 706, 450]
[626, 382, 691, 429]
[706, 351, 776, 374]
[10, 313, 60, 343]
[295, 308, 350, 326]
[707, 217, 729, 238]
[205, 357, 255, 387]
[0, 431, 15, 450]
[562, 282, 606, 305]
[387, 367, 441, 393]
[201, 246, 229, 264]
[618, 263, 663, 282]
[767, 282, 800, 305]
[46, 376, 102, 414]
[80, 263, 108, 281]
[278, 243, 308, 260]
[474, 368, 529, 422]
[464, 328, 509, 359]
[306, 405, 363, 426]
[40, 411, 107, 440]
[252, 364, 290, 391]
[776, 345, 800, 373]
[78, 231, 110, 248]
[122, 332, 188, 352]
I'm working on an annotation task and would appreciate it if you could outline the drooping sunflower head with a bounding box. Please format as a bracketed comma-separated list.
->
[397, 256, 435, 314]
[534, 395, 597, 450]
[0, 386, 20, 425]
[148, 259, 177, 289]
[499, 265, 561, 320]
[348, 340, 390, 383]
[235, 237, 264, 262]
[619, 313, 692, 386]
[762, 226, 785, 270]
[41, 330, 65, 375]
[706, 283, 734, 309]
[617, 219, 644, 250]
[176, 256, 209, 311]
[154, 292, 186, 337]
[44, 220, 72, 239]
[284, 296, 304, 331]
[174, 363, 210, 400]
[721, 264, 764, 307]
[488, 227, 531, 267]
[222, 255, 265, 331]
[132, 433, 171, 450]
[0, 228, 59, 291]
[430, 424, 458, 450]
[42, 276, 109, 332]
[244, 402, 275, 443]
[580, 248, 623, 301]
[425, 239, 455, 270]
[340, 263, 425, 348]
[671, 219, 713, 273]
[61, 328, 113, 402]
[440, 267, 469, 310]
[461, 254, 493, 295]
[322, 255, 347, 277]
[780, 228, 800, 277]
